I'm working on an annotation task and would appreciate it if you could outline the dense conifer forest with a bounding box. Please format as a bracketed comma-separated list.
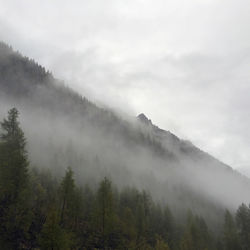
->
[0, 107, 250, 249]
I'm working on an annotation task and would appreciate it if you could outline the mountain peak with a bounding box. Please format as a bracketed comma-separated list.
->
[137, 113, 153, 126]
[0, 42, 14, 57]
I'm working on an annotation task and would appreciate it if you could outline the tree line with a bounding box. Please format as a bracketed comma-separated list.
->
[0, 108, 250, 249]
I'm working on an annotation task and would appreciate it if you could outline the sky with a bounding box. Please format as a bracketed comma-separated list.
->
[0, 0, 250, 176]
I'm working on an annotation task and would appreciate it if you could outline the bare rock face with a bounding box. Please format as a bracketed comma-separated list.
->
[137, 113, 153, 126]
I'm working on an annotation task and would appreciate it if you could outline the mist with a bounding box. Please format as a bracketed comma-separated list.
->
[1, 2, 250, 248]
[1, 0, 250, 177]
[0, 62, 249, 218]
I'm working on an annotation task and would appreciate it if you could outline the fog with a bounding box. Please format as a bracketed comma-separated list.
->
[0, 12, 250, 234]
[0, 74, 249, 226]
[1, 0, 250, 176]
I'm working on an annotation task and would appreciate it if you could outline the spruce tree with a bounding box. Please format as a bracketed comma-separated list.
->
[39, 208, 72, 250]
[236, 203, 250, 249]
[97, 177, 114, 248]
[0, 108, 31, 248]
[223, 210, 240, 250]
[59, 167, 75, 227]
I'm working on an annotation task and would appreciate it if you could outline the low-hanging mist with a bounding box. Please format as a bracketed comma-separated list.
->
[0, 42, 250, 232]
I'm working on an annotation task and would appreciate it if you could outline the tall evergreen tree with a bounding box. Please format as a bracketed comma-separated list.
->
[39, 208, 72, 250]
[222, 210, 240, 250]
[180, 211, 211, 250]
[59, 167, 75, 227]
[0, 108, 32, 248]
[236, 203, 250, 249]
[97, 177, 114, 248]
[0, 108, 29, 200]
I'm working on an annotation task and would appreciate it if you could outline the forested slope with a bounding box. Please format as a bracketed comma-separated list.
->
[1, 42, 250, 248]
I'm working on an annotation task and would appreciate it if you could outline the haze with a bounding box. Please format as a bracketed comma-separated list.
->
[0, 0, 250, 176]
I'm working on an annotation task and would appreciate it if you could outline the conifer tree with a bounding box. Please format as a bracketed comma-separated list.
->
[236, 203, 250, 249]
[222, 210, 240, 250]
[0, 107, 29, 200]
[0, 108, 31, 248]
[59, 167, 75, 227]
[39, 208, 71, 250]
[97, 177, 114, 247]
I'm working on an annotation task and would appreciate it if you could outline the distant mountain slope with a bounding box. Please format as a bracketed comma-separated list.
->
[137, 112, 234, 171]
[0, 42, 249, 229]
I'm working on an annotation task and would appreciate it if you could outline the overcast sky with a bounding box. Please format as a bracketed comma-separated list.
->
[1, 0, 250, 176]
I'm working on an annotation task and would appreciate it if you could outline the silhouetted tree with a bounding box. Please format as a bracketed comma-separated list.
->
[0, 108, 32, 248]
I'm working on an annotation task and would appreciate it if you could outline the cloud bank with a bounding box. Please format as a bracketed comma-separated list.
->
[0, 0, 250, 175]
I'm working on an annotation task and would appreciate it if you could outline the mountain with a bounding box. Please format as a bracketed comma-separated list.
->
[0, 42, 249, 229]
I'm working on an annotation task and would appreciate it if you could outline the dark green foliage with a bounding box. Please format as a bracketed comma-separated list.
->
[0, 108, 32, 249]
[96, 177, 114, 244]
[222, 210, 240, 250]
[0, 108, 29, 198]
[39, 208, 72, 250]
[59, 167, 76, 226]
[236, 203, 250, 249]
[179, 211, 212, 250]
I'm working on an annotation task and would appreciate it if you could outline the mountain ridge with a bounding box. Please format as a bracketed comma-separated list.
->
[0, 41, 249, 225]
[0, 41, 244, 177]
[137, 110, 239, 177]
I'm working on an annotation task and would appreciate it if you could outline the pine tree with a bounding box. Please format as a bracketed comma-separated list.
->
[222, 210, 240, 250]
[97, 177, 114, 248]
[0, 108, 29, 200]
[39, 208, 72, 250]
[180, 211, 211, 250]
[236, 203, 250, 249]
[0, 108, 32, 248]
[59, 167, 75, 227]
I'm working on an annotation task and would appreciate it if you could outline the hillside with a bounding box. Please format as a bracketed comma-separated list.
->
[0, 41, 249, 227]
